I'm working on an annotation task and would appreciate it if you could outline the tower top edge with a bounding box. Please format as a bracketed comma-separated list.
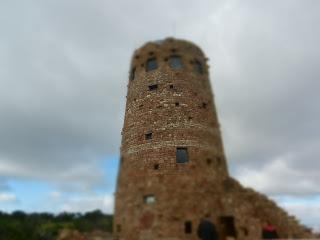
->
[132, 37, 206, 60]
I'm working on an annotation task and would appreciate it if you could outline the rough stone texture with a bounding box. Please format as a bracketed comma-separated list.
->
[114, 38, 314, 240]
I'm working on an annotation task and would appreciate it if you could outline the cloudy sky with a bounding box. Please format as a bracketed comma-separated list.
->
[0, 0, 319, 231]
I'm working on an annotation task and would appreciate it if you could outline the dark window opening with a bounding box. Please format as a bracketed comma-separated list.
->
[145, 132, 152, 140]
[188, 116, 193, 120]
[219, 216, 237, 238]
[176, 147, 189, 163]
[130, 67, 136, 81]
[185, 221, 192, 234]
[171, 48, 177, 53]
[143, 195, 156, 204]
[135, 55, 140, 59]
[175, 102, 179, 106]
[206, 158, 212, 165]
[146, 58, 158, 71]
[169, 84, 174, 89]
[169, 55, 183, 70]
[217, 157, 222, 165]
[148, 51, 154, 56]
[194, 60, 204, 74]
[148, 84, 158, 91]
[240, 227, 249, 236]
[202, 102, 207, 109]
[154, 163, 159, 170]
[116, 224, 121, 232]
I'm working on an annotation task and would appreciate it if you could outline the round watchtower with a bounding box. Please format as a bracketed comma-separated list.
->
[114, 38, 229, 240]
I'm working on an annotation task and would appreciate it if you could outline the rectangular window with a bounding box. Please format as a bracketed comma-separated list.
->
[146, 58, 158, 71]
[217, 156, 222, 165]
[194, 60, 204, 74]
[240, 227, 249, 236]
[116, 224, 121, 232]
[145, 132, 152, 140]
[185, 221, 192, 234]
[148, 84, 158, 91]
[176, 147, 188, 163]
[130, 67, 136, 81]
[219, 216, 237, 238]
[169, 55, 183, 70]
[143, 195, 156, 204]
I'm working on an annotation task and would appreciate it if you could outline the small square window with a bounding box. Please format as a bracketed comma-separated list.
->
[154, 163, 159, 170]
[143, 195, 156, 204]
[116, 224, 121, 232]
[176, 147, 189, 163]
[148, 84, 158, 91]
[169, 55, 183, 70]
[206, 158, 212, 165]
[202, 102, 207, 109]
[175, 102, 179, 106]
[146, 58, 158, 72]
[169, 84, 174, 89]
[145, 132, 152, 140]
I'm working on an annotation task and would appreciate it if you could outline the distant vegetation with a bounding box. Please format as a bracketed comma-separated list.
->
[0, 210, 113, 240]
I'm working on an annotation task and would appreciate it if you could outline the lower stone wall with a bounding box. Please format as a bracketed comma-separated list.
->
[114, 176, 315, 240]
[220, 177, 314, 240]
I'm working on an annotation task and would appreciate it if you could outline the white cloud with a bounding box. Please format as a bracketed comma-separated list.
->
[0, 192, 17, 203]
[60, 194, 114, 213]
[49, 191, 61, 199]
[278, 199, 320, 232]
[236, 154, 320, 196]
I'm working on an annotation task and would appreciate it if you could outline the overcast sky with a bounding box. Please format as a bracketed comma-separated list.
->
[0, 0, 319, 232]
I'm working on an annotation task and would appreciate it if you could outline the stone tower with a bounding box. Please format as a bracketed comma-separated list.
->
[114, 38, 313, 240]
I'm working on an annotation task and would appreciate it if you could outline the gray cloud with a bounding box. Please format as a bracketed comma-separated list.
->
[206, 1, 320, 197]
[280, 200, 320, 232]
[0, 0, 319, 228]
[0, 0, 130, 189]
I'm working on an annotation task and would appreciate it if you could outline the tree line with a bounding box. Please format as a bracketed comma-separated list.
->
[0, 210, 113, 240]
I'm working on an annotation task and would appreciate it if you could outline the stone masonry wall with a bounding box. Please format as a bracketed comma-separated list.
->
[113, 38, 314, 240]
